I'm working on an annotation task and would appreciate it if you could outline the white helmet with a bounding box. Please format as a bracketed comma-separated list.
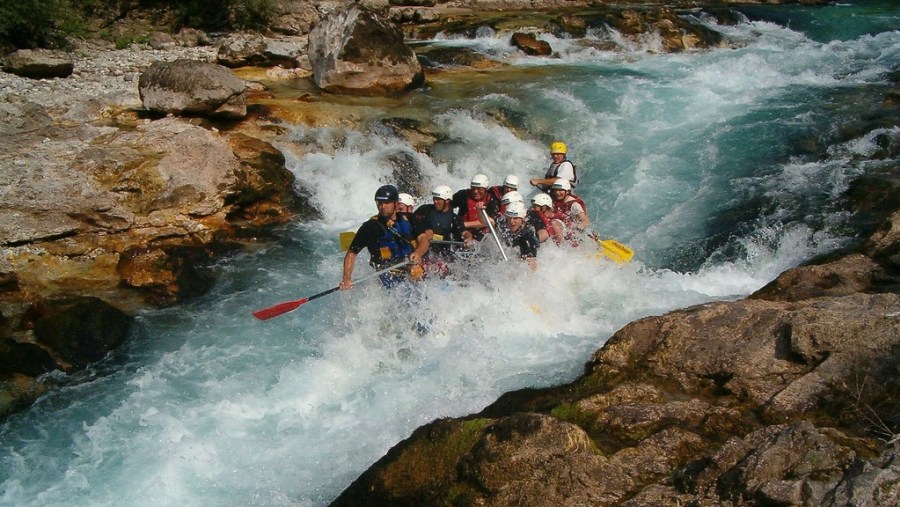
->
[502, 174, 519, 190]
[431, 185, 453, 200]
[398, 193, 415, 207]
[531, 193, 553, 208]
[505, 201, 528, 219]
[551, 178, 571, 191]
[501, 190, 523, 206]
[470, 174, 490, 188]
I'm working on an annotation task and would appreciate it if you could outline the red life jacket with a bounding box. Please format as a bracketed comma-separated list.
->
[552, 195, 587, 225]
[461, 193, 491, 223]
[530, 209, 562, 245]
[487, 185, 505, 202]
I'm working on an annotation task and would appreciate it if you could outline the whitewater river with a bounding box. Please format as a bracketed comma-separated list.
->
[2, 1, 898, 505]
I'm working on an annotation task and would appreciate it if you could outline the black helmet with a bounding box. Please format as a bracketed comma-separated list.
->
[374, 184, 399, 202]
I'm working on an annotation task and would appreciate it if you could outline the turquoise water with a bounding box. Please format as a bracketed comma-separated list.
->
[2, 2, 898, 505]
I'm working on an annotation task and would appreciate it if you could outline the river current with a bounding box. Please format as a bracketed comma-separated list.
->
[2, 2, 899, 505]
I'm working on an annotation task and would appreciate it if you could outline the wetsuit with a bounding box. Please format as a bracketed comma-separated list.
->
[495, 216, 540, 259]
[411, 204, 466, 260]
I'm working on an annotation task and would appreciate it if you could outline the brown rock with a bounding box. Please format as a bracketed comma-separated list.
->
[751, 254, 882, 302]
[510, 32, 552, 56]
[0, 373, 49, 419]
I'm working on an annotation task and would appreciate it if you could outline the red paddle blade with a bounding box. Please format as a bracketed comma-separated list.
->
[252, 297, 309, 321]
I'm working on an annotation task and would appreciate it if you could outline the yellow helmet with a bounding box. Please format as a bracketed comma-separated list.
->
[550, 141, 567, 154]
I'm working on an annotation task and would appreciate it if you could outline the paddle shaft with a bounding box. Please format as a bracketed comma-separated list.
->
[252, 259, 411, 320]
[481, 208, 509, 261]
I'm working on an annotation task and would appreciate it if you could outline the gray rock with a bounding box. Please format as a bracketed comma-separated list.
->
[216, 35, 306, 68]
[148, 31, 177, 50]
[2, 49, 74, 79]
[138, 59, 247, 118]
[308, 4, 424, 95]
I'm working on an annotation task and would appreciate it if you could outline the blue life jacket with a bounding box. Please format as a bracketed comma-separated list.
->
[369, 214, 415, 269]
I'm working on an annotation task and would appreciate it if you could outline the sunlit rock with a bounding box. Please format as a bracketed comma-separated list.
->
[308, 5, 424, 96]
[510, 32, 552, 56]
[138, 59, 248, 118]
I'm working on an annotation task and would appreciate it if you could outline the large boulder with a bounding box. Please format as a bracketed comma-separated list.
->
[268, 0, 324, 36]
[308, 5, 424, 95]
[2, 49, 74, 79]
[330, 289, 900, 506]
[216, 35, 306, 68]
[138, 59, 248, 118]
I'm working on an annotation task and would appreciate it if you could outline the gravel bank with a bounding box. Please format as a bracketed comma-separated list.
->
[0, 42, 218, 110]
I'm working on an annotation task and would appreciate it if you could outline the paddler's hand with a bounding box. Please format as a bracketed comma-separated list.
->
[339, 279, 353, 290]
[408, 252, 422, 264]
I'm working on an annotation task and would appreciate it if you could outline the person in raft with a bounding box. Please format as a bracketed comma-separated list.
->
[528, 192, 565, 245]
[486, 201, 540, 270]
[340, 184, 430, 290]
[486, 174, 520, 214]
[451, 173, 498, 240]
[549, 178, 590, 246]
[529, 141, 578, 192]
[397, 193, 416, 214]
[410, 185, 474, 277]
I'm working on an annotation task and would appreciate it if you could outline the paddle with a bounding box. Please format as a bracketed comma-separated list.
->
[587, 231, 634, 263]
[252, 260, 411, 320]
[481, 208, 508, 261]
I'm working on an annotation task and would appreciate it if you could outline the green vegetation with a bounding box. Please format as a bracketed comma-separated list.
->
[0, 0, 275, 53]
[0, 0, 73, 52]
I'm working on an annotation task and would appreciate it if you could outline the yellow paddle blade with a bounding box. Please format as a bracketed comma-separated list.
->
[339, 231, 355, 252]
[596, 238, 634, 263]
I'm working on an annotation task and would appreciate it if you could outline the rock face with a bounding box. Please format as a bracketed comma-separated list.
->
[331, 208, 900, 505]
[308, 5, 424, 95]
[0, 92, 299, 415]
[138, 59, 248, 118]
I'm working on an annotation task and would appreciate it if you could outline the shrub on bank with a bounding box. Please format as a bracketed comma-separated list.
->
[0, 0, 275, 53]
